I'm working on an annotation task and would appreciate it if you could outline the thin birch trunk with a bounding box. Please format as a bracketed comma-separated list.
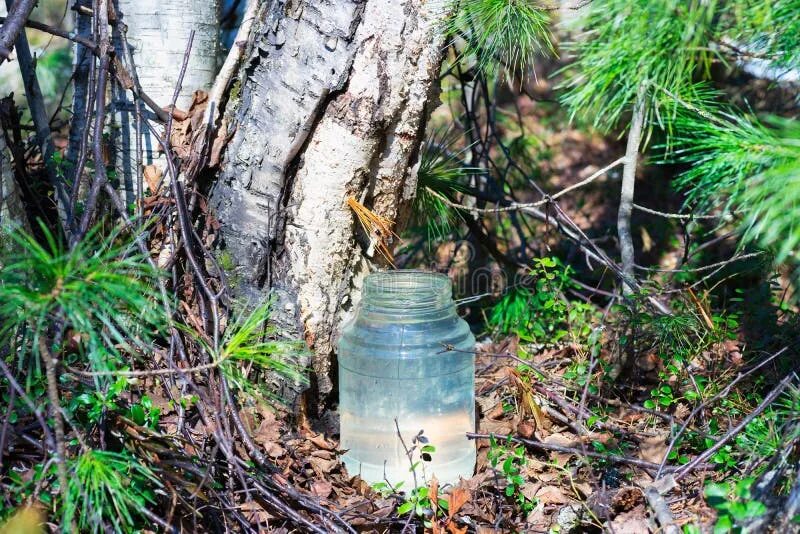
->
[618, 84, 647, 295]
[0, 131, 23, 226]
[111, 0, 219, 205]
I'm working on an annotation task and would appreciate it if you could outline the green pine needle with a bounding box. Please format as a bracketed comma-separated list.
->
[559, 0, 718, 134]
[410, 135, 479, 244]
[0, 222, 166, 374]
[186, 300, 308, 402]
[733, 0, 800, 69]
[673, 108, 800, 265]
[63, 449, 160, 533]
[445, 0, 555, 78]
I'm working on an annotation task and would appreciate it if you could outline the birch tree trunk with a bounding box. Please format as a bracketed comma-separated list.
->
[211, 0, 447, 405]
[111, 0, 220, 204]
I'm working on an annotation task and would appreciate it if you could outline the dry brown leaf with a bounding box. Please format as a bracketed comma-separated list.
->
[143, 164, 162, 194]
[372, 499, 395, 518]
[535, 485, 570, 505]
[521, 481, 542, 502]
[517, 419, 536, 439]
[239, 500, 274, 524]
[311, 480, 333, 498]
[612, 487, 644, 512]
[608, 504, 650, 533]
[446, 487, 471, 518]
[573, 481, 593, 498]
[476, 391, 500, 414]
[674, 402, 690, 420]
[263, 441, 284, 459]
[429, 477, 440, 515]
[638, 432, 669, 464]
[308, 456, 337, 476]
[462, 470, 491, 492]
[252, 413, 281, 446]
[635, 352, 660, 372]
[479, 418, 514, 435]
[525, 502, 550, 530]
[543, 432, 579, 448]
[307, 432, 336, 451]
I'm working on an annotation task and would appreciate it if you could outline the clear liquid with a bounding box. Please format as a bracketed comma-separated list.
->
[337, 271, 476, 489]
[339, 366, 475, 489]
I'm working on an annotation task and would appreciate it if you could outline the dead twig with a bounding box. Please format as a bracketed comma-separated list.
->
[466, 432, 704, 473]
[644, 484, 680, 534]
[37, 337, 68, 507]
[674, 372, 796, 481]
[656, 347, 788, 478]
[3, 0, 69, 225]
[0, 0, 37, 62]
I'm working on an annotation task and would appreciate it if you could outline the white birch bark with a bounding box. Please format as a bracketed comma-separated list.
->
[112, 0, 220, 204]
[0, 132, 23, 226]
[212, 0, 447, 403]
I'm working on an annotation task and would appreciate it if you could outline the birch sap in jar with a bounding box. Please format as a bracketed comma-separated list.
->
[338, 270, 476, 488]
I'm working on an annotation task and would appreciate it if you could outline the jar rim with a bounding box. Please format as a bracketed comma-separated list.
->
[362, 270, 452, 311]
[364, 269, 450, 292]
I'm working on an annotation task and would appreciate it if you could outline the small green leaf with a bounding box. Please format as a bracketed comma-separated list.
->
[130, 404, 146, 426]
[397, 501, 414, 515]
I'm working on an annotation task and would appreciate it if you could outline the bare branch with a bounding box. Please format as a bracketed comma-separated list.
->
[0, 0, 37, 63]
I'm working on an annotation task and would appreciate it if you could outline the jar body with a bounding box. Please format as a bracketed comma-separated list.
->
[338, 271, 475, 488]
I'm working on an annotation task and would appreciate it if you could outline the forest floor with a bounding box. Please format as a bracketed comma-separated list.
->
[222, 334, 758, 533]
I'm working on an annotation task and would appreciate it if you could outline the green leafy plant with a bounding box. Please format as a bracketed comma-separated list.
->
[704, 477, 767, 533]
[70, 377, 130, 425]
[490, 257, 595, 344]
[487, 434, 535, 514]
[645, 384, 676, 410]
[396, 485, 449, 527]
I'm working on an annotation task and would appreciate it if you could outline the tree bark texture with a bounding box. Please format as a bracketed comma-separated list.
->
[212, 0, 446, 403]
[111, 0, 219, 204]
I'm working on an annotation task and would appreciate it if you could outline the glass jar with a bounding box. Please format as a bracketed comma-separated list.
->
[338, 270, 476, 488]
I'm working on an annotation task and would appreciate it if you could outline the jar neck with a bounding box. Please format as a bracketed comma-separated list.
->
[360, 270, 453, 315]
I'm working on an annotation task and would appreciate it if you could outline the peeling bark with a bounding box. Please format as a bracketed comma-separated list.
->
[212, 0, 446, 404]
